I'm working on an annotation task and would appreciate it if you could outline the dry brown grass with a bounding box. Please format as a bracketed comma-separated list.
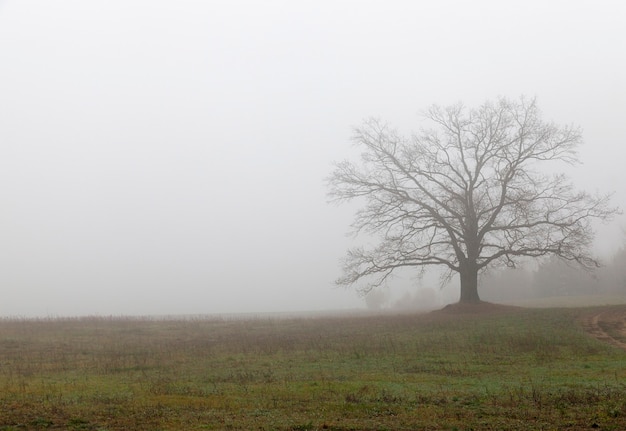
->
[0, 307, 625, 430]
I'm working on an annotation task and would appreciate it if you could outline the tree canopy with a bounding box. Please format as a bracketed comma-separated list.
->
[328, 97, 618, 303]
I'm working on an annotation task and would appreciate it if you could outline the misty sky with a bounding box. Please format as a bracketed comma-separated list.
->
[1, 1, 625, 317]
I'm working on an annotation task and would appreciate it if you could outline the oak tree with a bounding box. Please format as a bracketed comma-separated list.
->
[328, 97, 617, 303]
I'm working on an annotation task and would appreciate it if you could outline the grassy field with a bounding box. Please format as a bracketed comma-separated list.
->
[0, 305, 625, 430]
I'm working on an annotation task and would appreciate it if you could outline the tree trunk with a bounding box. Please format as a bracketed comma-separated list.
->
[459, 263, 480, 303]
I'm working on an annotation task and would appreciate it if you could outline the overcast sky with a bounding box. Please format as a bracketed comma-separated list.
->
[1, 1, 625, 317]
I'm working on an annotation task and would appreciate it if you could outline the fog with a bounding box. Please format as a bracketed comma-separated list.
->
[1, 1, 625, 317]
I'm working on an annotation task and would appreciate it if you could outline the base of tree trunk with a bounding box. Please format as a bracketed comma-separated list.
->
[458, 297, 482, 304]
[437, 301, 521, 315]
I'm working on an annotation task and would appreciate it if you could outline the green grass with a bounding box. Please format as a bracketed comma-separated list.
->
[0, 307, 625, 430]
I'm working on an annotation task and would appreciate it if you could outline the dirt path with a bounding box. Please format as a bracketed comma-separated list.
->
[582, 307, 626, 350]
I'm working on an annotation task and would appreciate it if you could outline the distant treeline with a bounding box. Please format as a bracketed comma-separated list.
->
[362, 245, 626, 310]
[480, 246, 626, 302]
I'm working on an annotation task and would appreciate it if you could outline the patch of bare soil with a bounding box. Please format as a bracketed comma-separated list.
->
[434, 301, 523, 315]
[582, 306, 626, 351]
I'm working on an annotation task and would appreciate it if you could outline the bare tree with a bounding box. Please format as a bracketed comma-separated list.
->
[328, 97, 618, 303]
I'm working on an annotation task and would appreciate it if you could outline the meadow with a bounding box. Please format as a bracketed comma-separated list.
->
[0, 305, 625, 430]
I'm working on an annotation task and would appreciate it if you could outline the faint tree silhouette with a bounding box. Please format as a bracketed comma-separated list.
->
[329, 97, 618, 303]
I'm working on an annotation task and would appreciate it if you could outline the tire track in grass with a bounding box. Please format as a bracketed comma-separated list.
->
[582, 308, 626, 351]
